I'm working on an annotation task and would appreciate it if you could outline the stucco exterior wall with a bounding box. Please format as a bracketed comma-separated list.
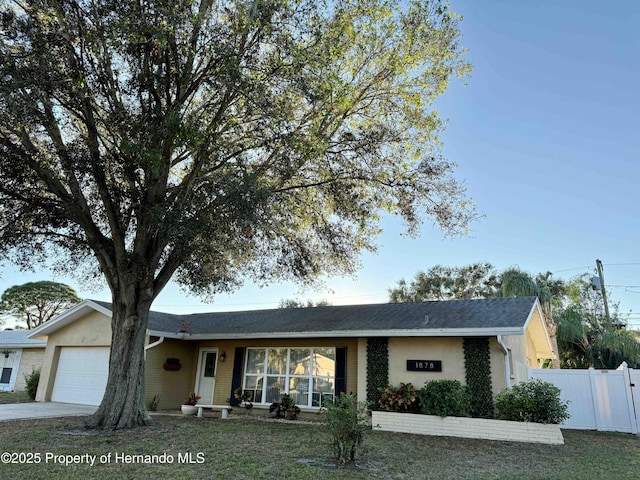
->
[388, 337, 466, 388]
[388, 337, 508, 397]
[501, 334, 530, 385]
[36, 310, 111, 401]
[14, 348, 45, 392]
[145, 338, 197, 410]
[489, 337, 507, 395]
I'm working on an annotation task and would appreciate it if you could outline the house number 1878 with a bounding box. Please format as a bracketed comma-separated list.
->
[406, 360, 442, 372]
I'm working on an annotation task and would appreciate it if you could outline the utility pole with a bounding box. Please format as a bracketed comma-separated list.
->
[595, 259, 611, 322]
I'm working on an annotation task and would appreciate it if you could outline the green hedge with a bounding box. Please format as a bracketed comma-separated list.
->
[418, 380, 471, 417]
[463, 337, 494, 418]
[495, 379, 570, 424]
[366, 337, 388, 406]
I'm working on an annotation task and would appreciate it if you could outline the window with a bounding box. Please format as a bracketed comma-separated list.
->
[242, 347, 336, 408]
[0, 368, 11, 384]
[202, 352, 216, 377]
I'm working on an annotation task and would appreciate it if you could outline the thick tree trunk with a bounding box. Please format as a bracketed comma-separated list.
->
[86, 290, 152, 429]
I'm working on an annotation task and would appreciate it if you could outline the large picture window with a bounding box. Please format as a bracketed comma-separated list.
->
[242, 347, 336, 408]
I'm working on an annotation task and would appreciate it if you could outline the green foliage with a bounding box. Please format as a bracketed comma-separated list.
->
[148, 394, 160, 412]
[0, 0, 474, 294]
[556, 276, 640, 369]
[233, 387, 254, 412]
[463, 337, 494, 418]
[322, 393, 370, 465]
[389, 262, 499, 302]
[278, 298, 331, 308]
[378, 382, 419, 412]
[388, 262, 640, 369]
[495, 379, 570, 424]
[279, 393, 300, 419]
[24, 369, 40, 400]
[418, 380, 471, 417]
[183, 392, 201, 406]
[0, 282, 81, 330]
[366, 337, 389, 407]
[0, 0, 473, 429]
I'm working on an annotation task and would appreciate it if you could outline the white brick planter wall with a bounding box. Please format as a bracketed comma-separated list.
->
[372, 411, 564, 445]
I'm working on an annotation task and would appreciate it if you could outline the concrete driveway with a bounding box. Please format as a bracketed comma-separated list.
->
[0, 402, 97, 421]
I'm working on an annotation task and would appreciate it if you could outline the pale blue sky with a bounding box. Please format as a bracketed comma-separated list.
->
[2, 0, 639, 327]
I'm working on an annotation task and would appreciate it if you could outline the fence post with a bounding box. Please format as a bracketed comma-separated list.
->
[619, 362, 638, 434]
[630, 367, 640, 434]
[588, 367, 603, 431]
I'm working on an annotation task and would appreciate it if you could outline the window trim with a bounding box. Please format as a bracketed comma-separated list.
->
[242, 346, 336, 408]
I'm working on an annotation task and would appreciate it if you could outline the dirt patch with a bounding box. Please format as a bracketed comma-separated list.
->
[297, 456, 385, 474]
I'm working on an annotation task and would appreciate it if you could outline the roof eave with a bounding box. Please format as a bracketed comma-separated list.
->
[146, 327, 525, 340]
[0, 343, 46, 349]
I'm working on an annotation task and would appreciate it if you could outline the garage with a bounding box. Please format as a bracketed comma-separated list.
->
[51, 347, 110, 405]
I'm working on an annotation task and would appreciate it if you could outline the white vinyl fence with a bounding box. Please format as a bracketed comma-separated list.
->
[528, 362, 639, 433]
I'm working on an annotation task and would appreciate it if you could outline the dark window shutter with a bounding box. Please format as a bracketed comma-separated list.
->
[335, 347, 347, 395]
[229, 347, 245, 406]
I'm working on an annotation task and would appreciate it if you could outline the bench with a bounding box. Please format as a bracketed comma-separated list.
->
[195, 404, 232, 419]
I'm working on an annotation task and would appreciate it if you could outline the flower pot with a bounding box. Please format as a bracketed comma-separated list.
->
[163, 363, 182, 371]
[181, 405, 198, 416]
[284, 409, 297, 420]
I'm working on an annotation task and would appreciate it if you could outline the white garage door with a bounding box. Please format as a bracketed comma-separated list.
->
[51, 347, 110, 406]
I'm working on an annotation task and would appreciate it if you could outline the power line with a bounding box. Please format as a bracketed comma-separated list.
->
[552, 266, 591, 274]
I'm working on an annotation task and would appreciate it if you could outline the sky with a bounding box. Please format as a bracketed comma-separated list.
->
[1, 0, 639, 328]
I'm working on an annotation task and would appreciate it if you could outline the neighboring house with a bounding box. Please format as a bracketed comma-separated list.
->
[28, 297, 553, 409]
[0, 330, 46, 392]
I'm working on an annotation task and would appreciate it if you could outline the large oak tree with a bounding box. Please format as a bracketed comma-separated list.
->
[0, 0, 474, 428]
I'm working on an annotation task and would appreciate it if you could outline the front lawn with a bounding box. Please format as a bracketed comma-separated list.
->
[0, 414, 638, 479]
[0, 391, 33, 404]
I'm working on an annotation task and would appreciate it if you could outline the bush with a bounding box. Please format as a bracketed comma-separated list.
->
[322, 393, 370, 464]
[418, 380, 472, 417]
[464, 337, 495, 418]
[378, 382, 419, 412]
[24, 369, 40, 400]
[495, 379, 570, 424]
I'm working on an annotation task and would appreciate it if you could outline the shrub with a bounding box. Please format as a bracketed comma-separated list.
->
[464, 337, 495, 418]
[378, 382, 419, 412]
[366, 337, 389, 407]
[418, 380, 472, 417]
[322, 393, 370, 464]
[148, 394, 160, 412]
[279, 393, 300, 420]
[495, 379, 570, 424]
[24, 369, 40, 400]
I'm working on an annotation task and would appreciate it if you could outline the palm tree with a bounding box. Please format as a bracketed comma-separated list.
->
[498, 268, 561, 368]
[555, 280, 640, 369]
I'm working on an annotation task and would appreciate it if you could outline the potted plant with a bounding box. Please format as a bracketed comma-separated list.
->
[181, 392, 201, 415]
[233, 387, 253, 414]
[280, 393, 300, 420]
[163, 357, 182, 371]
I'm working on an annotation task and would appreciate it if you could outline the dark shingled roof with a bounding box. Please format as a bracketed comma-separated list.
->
[127, 296, 537, 337]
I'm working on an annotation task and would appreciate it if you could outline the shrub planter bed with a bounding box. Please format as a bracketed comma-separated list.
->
[372, 411, 564, 445]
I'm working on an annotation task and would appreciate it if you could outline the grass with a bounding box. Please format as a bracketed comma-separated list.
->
[0, 412, 638, 480]
[0, 391, 33, 404]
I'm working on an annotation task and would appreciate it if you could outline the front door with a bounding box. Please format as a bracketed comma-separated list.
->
[0, 350, 17, 391]
[195, 349, 218, 404]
